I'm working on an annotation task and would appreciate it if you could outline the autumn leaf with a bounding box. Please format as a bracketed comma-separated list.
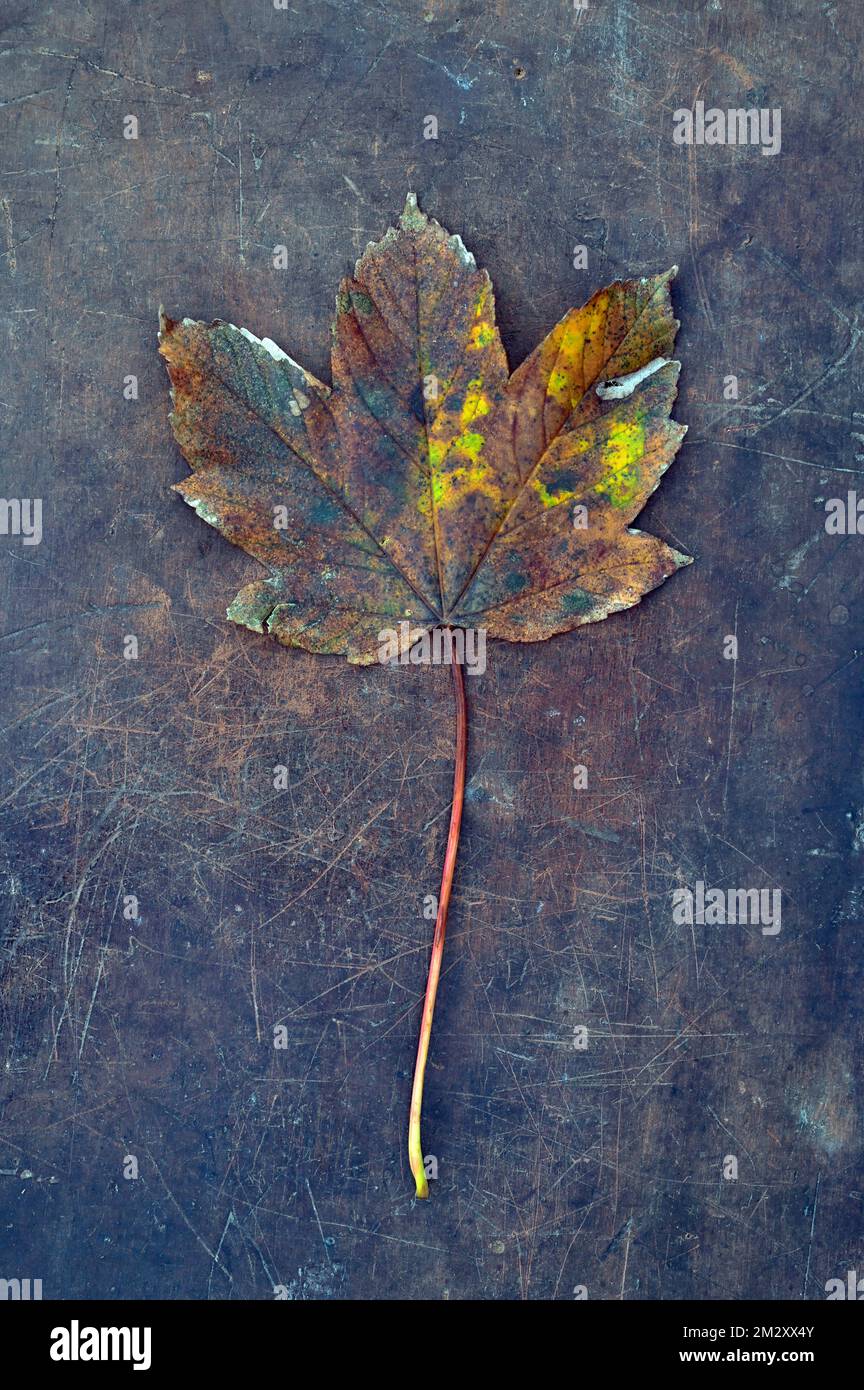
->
[159, 193, 690, 1199]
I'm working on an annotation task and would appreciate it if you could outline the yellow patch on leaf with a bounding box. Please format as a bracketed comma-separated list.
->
[544, 293, 610, 408]
[461, 378, 491, 428]
[594, 416, 646, 507]
[469, 322, 494, 350]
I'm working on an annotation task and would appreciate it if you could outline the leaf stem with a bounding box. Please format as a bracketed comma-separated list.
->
[408, 629, 468, 1199]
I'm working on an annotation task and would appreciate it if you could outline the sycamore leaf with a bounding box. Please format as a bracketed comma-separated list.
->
[159, 195, 692, 1201]
[159, 193, 690, 664]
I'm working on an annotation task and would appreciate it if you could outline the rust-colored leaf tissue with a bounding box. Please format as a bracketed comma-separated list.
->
[159, 194, 690, 1199]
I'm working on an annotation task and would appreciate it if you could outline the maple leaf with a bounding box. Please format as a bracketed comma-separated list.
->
[159, 194, 690, 1199]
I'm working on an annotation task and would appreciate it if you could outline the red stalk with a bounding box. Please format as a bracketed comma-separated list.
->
[408, 629, 468, 1198]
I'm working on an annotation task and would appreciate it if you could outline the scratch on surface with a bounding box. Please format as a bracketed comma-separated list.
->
[305, 1179, 335, 1268]
[1, 196, 15, 273]
[0, 47, 193, 99]
[693, 439, 864, 478]
[685, 78, 715, 331]
[802, 1172, 821, 1298]
[722, 598, 739, 817]
[0, 85, 61, 108]
[42, 826, 124, 1078]
[237, 119, 244, 263]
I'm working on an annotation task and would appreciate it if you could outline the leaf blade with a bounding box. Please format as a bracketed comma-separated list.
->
[160, 200, 690, 661]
